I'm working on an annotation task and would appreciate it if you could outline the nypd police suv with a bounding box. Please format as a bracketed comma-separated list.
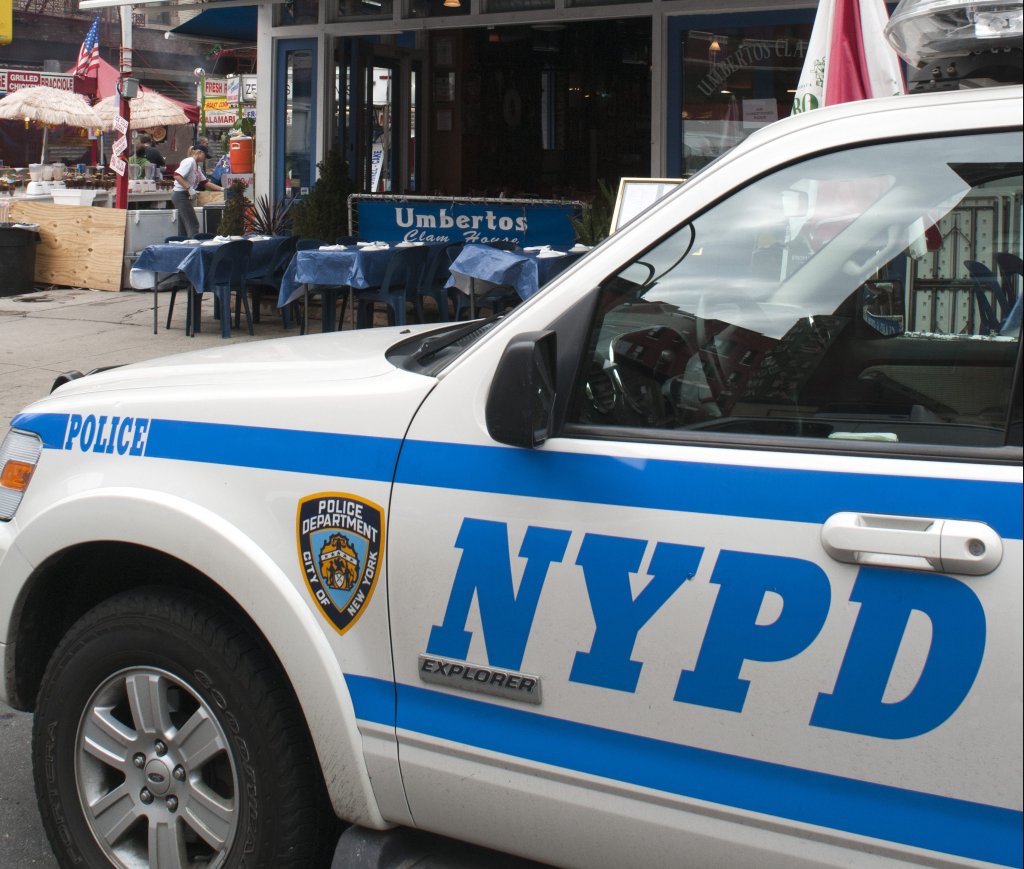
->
[1, 3, 1021, 867]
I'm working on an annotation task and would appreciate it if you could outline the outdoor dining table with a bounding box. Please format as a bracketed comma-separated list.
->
[131, 236, 286, 334]
[277, 242, 436, 332]
[446, 243, 589, 318]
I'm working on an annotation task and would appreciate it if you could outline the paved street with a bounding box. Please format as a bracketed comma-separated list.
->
[0, 284, 295, 867]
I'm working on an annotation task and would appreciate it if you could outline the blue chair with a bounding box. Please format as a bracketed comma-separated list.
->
[167, 240, 253, 338]
[193, 232, 216, 241]
[335, 235, 359, 246]
[246, 236, 297, 327]
[354, 246, 429, 328]
[414, 244, 456, 323]
[965, 260, 1010, 334]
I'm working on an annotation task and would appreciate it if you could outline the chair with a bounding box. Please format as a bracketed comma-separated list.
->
[995, 253, 1022, 306]
[164, 235, 187, 243]
[335, 235, 359, 246]
[168, 240, 254, 338]
[245, 236, 298, 327]
[353, 246, 429, 328]
[193, 232, 216, 241]
[414, 244, 456, 323]
[964, 260, 1010, 334]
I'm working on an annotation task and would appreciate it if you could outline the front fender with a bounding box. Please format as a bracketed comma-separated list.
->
[6, 487, 388, 829]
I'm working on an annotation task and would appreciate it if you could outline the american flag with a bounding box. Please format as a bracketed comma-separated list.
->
[74, 17, 101, 78]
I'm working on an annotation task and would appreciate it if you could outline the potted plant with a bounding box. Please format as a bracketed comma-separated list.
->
[570, 179, 616, 246]
[219, 179, 249, 236]
[245, 194, 294, 237]
[289, 146, 354, 241]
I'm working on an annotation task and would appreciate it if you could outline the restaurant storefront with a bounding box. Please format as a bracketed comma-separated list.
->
[252, 0, 817, 203]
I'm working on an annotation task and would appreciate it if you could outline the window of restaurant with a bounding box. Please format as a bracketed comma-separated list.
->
[332, 37, 421, 194]
[666, 12, 815, 178]
[462, 19, 651, 198]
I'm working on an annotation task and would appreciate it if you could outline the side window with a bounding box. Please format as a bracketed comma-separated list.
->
[568, 133, 1023, 449]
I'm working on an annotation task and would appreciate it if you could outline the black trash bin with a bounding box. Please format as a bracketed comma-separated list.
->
[0, 225, 41, 297]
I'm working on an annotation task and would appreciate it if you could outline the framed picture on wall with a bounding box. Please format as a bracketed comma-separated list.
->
[610, 178, 684, 233]
[434, 72, 455, 103]
[434, 38, 454, 67]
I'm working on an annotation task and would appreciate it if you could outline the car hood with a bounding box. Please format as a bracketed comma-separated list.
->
[39, 325, 438, 399]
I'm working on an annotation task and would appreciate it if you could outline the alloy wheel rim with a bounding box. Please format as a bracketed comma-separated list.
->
[74, 665, 240, 869]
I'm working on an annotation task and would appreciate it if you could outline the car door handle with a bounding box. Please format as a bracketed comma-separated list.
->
[821, 512, 1002, 575]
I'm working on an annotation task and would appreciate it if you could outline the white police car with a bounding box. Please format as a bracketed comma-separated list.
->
[1, 4, 1021, 868]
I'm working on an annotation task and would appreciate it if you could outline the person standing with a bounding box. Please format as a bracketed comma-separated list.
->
[136, 133, 166, 173]
[172, 144, 221, 238]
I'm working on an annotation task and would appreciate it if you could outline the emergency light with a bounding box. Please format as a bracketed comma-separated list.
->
[885, 0, 1023, 67]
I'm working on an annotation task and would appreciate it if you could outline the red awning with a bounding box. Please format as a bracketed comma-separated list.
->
[67, 58, 200, 125]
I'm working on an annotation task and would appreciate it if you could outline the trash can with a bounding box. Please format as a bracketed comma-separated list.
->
[0, 224, 41, 297]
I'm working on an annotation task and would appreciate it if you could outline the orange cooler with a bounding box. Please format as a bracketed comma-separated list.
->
[228, 136, 254, 173]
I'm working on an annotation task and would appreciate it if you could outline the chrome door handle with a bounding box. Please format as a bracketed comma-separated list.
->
[821, 512, 1002, 575]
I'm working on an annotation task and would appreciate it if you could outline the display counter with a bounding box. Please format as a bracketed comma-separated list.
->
[6, 190, 173, 208]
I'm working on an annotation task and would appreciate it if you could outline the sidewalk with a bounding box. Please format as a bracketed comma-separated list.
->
[0, 286, 295, 430]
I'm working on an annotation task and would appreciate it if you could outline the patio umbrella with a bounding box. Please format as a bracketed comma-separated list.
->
[93, 90, 190, 131]
[792, 0, 905, 114]
[0, 86, 103, 163]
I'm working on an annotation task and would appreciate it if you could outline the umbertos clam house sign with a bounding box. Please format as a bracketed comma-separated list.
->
[354, 195, 584, 248]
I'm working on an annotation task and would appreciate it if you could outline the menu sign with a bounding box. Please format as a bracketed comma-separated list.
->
[0, 68, 74, 94]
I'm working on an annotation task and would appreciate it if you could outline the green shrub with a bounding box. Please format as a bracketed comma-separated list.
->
[290, 146, 354, 241]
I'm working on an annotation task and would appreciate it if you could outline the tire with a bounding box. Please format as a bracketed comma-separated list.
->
[32, 587, 338, 869]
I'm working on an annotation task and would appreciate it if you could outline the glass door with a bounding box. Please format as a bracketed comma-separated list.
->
[276, 39, 319, 199]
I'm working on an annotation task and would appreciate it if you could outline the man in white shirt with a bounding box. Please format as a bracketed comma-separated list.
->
[172, 144, 222, 238]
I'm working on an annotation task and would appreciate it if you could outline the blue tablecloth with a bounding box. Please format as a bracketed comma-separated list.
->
[446, 244, 586, 302]
[276, 246, 397, 308]
[133, 237, 285, 293]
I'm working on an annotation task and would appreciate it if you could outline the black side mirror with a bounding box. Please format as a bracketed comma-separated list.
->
[486, 331, 557, 448]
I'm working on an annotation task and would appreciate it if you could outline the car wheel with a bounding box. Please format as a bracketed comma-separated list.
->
[33, 587, 337, 869]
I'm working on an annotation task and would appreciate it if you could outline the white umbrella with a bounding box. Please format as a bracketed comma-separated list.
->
[0, 86, 103, 162]
[792, 0, 905, 114]
[93, 90, 189, 131]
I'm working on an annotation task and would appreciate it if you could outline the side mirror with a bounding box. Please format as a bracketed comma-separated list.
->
[486, 331, 557, 448]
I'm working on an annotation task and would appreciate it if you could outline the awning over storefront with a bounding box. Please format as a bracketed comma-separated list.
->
[168, 7, 257, 43]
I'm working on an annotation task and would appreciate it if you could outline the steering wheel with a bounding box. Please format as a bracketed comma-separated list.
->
[692, 292, 768, 403]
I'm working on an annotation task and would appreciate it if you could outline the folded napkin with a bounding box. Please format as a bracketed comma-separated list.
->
[536, 249, 565, 258]
[247, 235, 271, 241]
[318, 244, 347, 251]
[201, 240, 222, 246]
[360, 243, 389, 251]
[569, 243, 591, 253]
[524, 245, 551, 252]
[214, 235, 231, 242]
[395, 241, 425, 247]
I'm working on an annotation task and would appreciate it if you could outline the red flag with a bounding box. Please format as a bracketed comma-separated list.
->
[74, 17, 101, 79]
[826, 0, 873, 104]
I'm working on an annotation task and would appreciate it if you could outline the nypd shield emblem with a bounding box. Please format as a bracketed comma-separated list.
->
[297, 494, 384, 634]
